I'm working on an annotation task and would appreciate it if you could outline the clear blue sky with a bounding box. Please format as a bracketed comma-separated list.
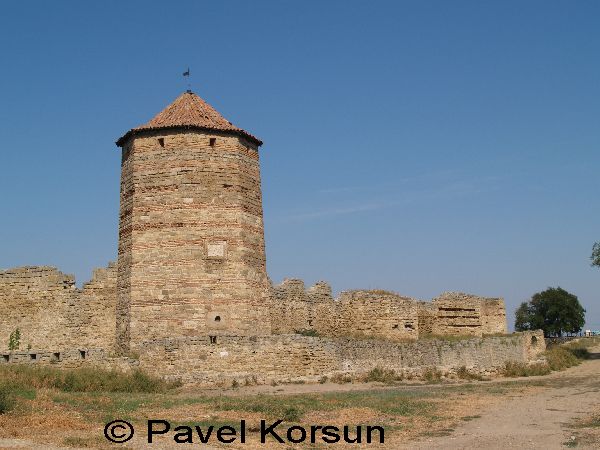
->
[1, 1, 598, 331]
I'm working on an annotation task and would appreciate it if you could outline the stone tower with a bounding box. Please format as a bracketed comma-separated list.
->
[115, 91, 270, 353]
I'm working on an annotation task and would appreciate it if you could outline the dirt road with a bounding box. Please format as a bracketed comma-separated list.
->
[410, 347, 600, 449]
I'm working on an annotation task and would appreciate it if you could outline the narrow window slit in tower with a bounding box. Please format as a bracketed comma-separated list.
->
[2, 354, 8, 363]
[158, 138, 165, 147]
[209, 336, 218, 344]
[209, 138, 216, 146]
[79, 350, 86, 359]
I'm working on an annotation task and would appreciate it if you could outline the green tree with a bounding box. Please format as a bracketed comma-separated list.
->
[592, 242, 600, 268]
[514, 287, 585, 337]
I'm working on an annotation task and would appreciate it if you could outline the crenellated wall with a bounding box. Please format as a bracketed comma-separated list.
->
[481, 298, 508, 335]
[270, 281, 420, 341]
[0, 267, 508, 357]
[417, 301, 436, 334]
[270, 280, 507, 340]
[0, 264, 117, 353]
[270, 279, 337, 335]
[336, 291, 418, 341]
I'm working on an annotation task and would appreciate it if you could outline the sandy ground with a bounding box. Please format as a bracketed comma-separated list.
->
[409, 346, 600, 450]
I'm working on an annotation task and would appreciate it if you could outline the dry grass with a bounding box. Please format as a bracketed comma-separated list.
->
[0, 370, 525, 449]
[0, 365, 178, 393]
[564, 407, 600, 448]
[456, 366, 486, 381]
[361, 367, 402, 384]
[503, 340, 592, 378]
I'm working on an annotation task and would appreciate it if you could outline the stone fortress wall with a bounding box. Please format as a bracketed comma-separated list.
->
[270, 278, 507, 341]
[0, 269, 508, 356]
[0, 266, 541, 385]
[0, 264, 117, 354]
[127, 330, 543, 385]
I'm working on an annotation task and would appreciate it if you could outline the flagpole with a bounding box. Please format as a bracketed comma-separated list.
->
[183, 67, 191, 92]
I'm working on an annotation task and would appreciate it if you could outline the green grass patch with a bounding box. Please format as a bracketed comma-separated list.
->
[423, 367, 442, 383]
[62, 436, 105, 448]
[51, 391, 151, 423]
[503, 340, 594, 378]
[0, 385, 16, 414]
[180, 389, 435, 420]
[461, 415, 481, 421]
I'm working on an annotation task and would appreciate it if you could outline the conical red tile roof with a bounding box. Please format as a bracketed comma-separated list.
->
[116, 91, 262, 146]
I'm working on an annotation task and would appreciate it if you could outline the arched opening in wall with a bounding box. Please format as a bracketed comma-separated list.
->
[79, 350, 86, 360]
[29, 354, 37, 361]
[52, 352, 60, 362]
[214, 316, 221, 323]
[531, 336, 538, 347]
[2, 354, 9, 363]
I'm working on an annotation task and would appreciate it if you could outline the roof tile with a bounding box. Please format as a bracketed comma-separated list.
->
[116, 91, 261, 146]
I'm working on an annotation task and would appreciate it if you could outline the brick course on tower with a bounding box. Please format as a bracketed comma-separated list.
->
[114, 91, 270, 353]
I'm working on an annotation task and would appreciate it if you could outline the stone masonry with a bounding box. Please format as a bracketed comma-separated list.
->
[432, 292, 507, 337]
[0, 264, 116, 353]
[115, 92, 270, 354]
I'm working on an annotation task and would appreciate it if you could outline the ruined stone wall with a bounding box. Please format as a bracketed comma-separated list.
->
[79, 263, 118, 350]
[432, 292, 484, 336]
[270, 279, 313, 334]
[336, 291, 418, 341]
[417, 301, 436, 335]
[481, 298, 508, 334]
[0, 264, 117, 353]
[270, 282, 419, 341]
[270, 279, 335, 334]
[116, 130, 270, 354]
[432, 292, 507, 337]
[270, 281, 507, 341]
[0, 267, 75, 351]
